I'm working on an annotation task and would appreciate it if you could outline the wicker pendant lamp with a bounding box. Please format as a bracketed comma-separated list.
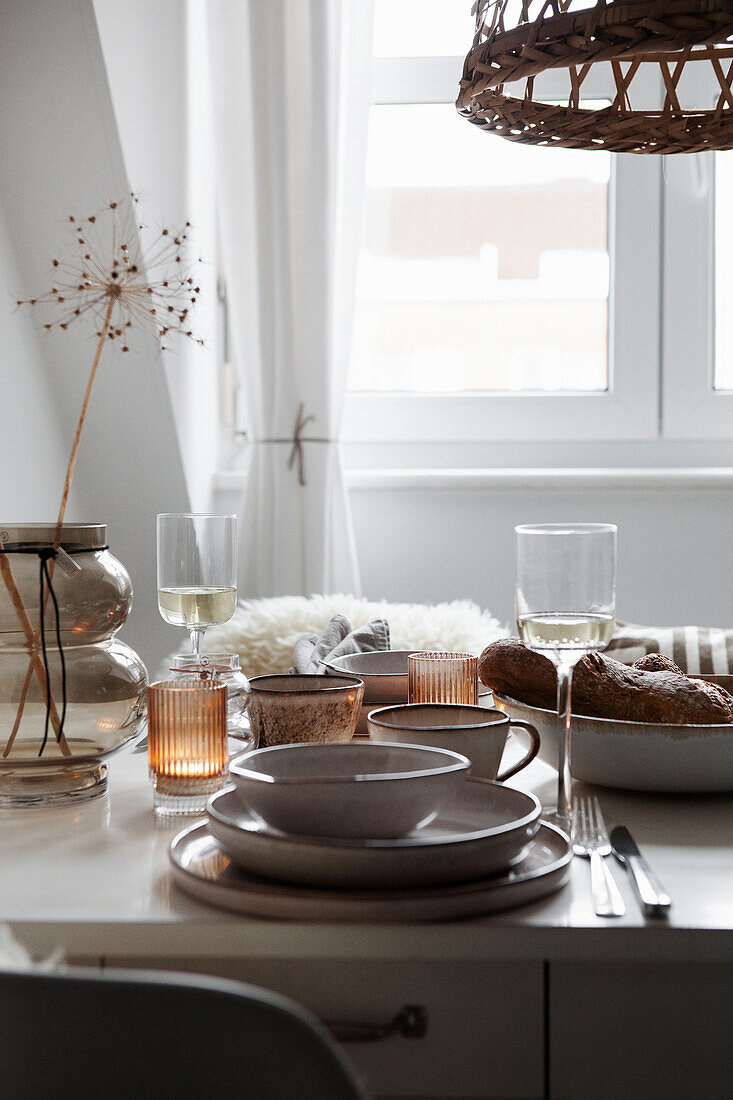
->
[456, 0, 733, 153]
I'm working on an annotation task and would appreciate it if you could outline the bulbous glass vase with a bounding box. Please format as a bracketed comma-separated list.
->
[0, 523, 147, 806]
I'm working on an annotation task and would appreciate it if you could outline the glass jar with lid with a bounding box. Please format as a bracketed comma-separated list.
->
[169, 653, 254, 749]
[0, 522, 147, 806]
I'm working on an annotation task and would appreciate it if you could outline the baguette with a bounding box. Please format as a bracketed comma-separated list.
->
[478, 637, 733, 724]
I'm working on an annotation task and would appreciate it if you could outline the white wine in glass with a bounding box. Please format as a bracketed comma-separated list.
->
[515, 524, 616, 825]
[157, 586, 237, 628]
[157, 514, 237, 656]
[517, 612, 615, 655]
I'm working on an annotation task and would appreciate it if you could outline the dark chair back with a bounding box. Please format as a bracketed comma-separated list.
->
[0, 967, 367, 1099]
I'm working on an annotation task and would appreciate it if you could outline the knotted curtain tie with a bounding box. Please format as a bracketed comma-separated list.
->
[259, 402, 331, 487]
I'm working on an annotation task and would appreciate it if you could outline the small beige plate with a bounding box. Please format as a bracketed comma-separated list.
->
[168, 820, 571, 922]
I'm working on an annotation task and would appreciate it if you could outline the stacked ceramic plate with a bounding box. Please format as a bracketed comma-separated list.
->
[169, 742, 572, 920]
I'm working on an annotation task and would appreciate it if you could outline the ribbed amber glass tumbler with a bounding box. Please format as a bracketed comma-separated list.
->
[147, 679, 228, 815]
[407, 652, 478, 705]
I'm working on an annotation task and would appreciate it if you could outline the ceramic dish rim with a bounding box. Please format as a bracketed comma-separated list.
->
[326, 654, 491, 692]
[170, 819, 571, 899]
[325, 650, 416, 679]
[229, 742, 471, 786]
[368, 702, 507, 732]
[494, 691, 733, 732]
[208, 779, 542, 848]
[248, 673, 364, 694]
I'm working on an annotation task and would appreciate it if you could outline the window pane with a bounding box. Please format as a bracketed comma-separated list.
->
[715, 152, 733, 390]
[373, 0, 474, 58]
[373, 0, 604, 57]
[349, 103, 610, 394]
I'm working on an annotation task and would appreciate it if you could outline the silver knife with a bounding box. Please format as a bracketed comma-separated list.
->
[610, 826, 671, 917]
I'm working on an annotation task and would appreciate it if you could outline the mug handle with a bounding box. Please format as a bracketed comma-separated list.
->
[497, 720, 541, 782]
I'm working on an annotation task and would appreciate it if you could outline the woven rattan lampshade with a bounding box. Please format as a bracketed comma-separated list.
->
[457, 0, 733, 153]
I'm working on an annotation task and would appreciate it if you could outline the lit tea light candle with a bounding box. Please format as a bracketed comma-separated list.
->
[408, 652, 478, 705]
[147, 679, 228, 816]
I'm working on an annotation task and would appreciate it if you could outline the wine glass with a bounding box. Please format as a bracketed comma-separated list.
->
[515, 523, 616, 825]
[157, 514, 237, 656]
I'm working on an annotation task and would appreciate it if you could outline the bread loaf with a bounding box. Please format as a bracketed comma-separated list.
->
[478, 638, 733, 724]
[633, 653, 683, 674]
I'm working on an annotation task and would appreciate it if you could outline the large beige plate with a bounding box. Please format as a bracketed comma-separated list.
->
[207, 780, 541, 889]
[494, 693, 733, 793]
[168, 821, 571, 922]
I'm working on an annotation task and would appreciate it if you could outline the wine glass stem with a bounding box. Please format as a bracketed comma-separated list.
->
[556, 661, 574, 822]
[188, 625, 206, 657]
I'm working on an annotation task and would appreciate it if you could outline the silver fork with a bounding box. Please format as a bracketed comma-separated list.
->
[572, 795, 626, 918]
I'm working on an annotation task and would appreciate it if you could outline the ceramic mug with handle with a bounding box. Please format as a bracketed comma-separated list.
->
[367, 703, 540, 781]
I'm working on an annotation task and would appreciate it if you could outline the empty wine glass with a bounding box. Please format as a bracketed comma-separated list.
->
[157, 514, 237, 656]
[515, 523, 616, 825]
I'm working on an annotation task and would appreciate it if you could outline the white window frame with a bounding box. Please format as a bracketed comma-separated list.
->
[343, 56, 663, 444]
[662, 66, 733, 438]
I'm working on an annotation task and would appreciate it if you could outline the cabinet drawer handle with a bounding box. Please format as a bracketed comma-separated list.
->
[327, 1004, 428, 1043]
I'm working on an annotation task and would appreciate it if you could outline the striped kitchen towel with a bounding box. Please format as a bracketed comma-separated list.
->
[607, 622, 733, 675]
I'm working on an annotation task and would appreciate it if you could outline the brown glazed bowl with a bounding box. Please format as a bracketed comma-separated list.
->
[247, 674, 365, 748]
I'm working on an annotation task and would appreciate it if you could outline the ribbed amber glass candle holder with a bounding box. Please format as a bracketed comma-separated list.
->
[407, 652, 478, 705]
[147, 679, 228, 815]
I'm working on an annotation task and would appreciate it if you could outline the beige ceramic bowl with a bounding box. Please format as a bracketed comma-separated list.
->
[229, 741, 471, 839]
[247, 674, 364, 748]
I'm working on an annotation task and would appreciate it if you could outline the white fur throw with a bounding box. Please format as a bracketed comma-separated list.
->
[198, 594, 505, 679]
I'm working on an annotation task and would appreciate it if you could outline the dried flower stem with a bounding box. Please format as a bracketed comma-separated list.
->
[4, 298, 116, 754]
[3, 195, 203, 760]
[0, 544, 68, 757]
[54, 297, 115, 549]
[2, 664, 34, 759]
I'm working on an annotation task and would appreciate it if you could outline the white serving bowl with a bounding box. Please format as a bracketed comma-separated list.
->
[493, 692, 733, 793]
[228, 742, 471, 839]
[325, 650, 414, 705]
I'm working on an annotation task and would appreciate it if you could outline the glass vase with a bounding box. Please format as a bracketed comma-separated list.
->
[0, 523, 147, 806]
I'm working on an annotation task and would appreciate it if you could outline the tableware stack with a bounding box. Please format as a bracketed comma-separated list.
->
[168, 742, 573, 920]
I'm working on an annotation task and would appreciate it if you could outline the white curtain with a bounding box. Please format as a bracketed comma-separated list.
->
[207, 0, 373, 598]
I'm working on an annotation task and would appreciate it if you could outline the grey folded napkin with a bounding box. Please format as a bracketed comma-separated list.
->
[291, 614, 390, 675]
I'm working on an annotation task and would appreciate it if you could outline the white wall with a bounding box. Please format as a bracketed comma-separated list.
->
[93, 0, 221, 513]
[0, 207, 79, 521]
[213, 443, 733, 631]
[348, 481, 733, 631]
[209, 458, 733, 633]
[0, 0, 190, 671]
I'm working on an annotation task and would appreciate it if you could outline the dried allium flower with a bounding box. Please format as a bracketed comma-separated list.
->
[16, 192, 203, 353]
[4, 192, 205, 763]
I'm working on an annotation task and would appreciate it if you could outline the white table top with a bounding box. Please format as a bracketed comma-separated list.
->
[2, 742, 732, 962]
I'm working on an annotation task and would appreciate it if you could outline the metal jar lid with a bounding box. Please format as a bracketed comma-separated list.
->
[0, 523, 107, 551]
